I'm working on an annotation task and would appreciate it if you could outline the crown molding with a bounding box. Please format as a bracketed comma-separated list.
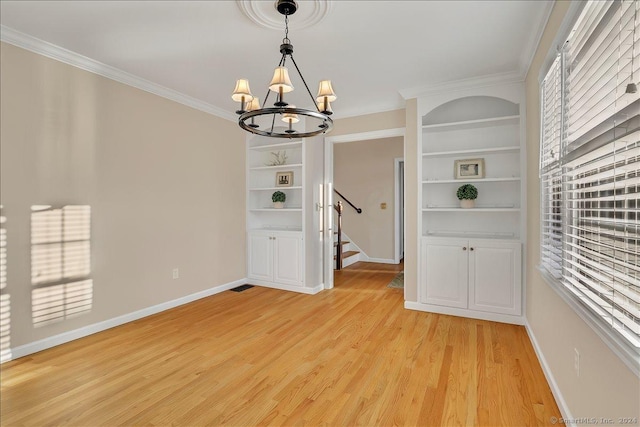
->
[236, 0, 332, 30]
[520, 1, 556, 79]
[398, 71, 524, 100]
[0, 25, 236, 122]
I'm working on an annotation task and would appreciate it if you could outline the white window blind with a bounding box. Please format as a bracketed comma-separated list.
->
[540, 0, 640, 351]
[541, 56, 564, 278]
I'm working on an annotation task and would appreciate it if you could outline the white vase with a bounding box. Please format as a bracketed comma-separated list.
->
[273, 202, 284, 209]
[460, 199, 475, 209]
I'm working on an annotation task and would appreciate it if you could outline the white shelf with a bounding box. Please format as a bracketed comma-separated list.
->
[422, 177, 520, 184]
[422, 145, 520, 158]
[248, 226, 302, 232]
[422, 115, 519, 131]
[249, 163, 303, 171]
[248, 141, 302, 151]
[249, 208, 303, 212]
[424, 230, 520, 240]
[422, 207, 520, 212]
[249, 186, 303, 191]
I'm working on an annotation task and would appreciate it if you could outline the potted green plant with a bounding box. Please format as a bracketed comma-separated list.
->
[456, 184, 478, 208]
[272, 190, 286, 208]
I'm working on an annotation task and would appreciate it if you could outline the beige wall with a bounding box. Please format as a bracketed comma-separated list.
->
[525, 2, 639, 420]
[0, 42, 246, 349]
[333, 109, 405, 136]
[334, 137, 403, 261]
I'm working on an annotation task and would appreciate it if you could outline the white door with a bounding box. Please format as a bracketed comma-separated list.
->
[468, 240, 521, 315]
[421, 237, 468, 308]
[248, 232, 273, 282]
[274, 235, 303, 286]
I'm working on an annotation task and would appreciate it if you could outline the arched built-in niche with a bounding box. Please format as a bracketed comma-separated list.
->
[422, 96, 519, 126]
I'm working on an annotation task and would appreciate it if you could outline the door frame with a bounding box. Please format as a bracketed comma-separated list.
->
[394, 157, 404, 263]
[323, 127, 405, 290]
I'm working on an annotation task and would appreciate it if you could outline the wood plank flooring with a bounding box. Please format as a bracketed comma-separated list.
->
[1, 261, 560, 426]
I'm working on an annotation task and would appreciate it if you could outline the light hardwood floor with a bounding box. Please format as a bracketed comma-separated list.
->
[1, 262, 560, 426]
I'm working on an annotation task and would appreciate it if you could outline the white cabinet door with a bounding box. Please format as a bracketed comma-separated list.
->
[248, 233, 273, 282]
[468, 240, 521, 315]
[421, 238, 468, 308]
[273, 235, 303, 286]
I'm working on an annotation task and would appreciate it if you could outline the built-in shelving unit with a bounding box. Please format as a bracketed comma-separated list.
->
[245, 128, 324, 294]
[414, 89, 525, 324]
[247, 138, 304, 232]
[420, 96, 523, 240]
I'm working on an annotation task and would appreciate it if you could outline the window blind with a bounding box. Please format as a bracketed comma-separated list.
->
[541, 56, 564, 278]
[540, 0, 640, 351]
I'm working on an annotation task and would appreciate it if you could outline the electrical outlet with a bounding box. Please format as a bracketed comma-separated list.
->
[574, 348, 580, 377]
[172, 268, 179, 279]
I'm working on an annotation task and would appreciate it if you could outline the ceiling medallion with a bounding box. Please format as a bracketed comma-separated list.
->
[236, 0, 332, 31]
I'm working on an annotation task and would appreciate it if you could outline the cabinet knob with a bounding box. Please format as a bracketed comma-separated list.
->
[463, 247, 467, 251]
[470, 247, 474, 251]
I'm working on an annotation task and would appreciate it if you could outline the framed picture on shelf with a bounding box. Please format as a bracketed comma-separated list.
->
[276, 171, 294, 187]
[454, 158, 485, 179]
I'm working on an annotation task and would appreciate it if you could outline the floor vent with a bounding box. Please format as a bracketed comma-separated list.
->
[230, 284, 254, 292]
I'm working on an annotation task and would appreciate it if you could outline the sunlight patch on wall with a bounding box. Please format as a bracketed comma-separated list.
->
[0, 206, 11, 362]
[31, 205, 93, 327]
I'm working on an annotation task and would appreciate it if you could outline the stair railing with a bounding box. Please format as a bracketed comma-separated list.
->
[334, 189, 362, 214]
[335, 201, 343, 270]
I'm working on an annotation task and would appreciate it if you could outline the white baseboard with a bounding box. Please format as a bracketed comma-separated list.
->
[361, 256, 397, 264]
[8, 278, 247, 361]
[404, 301, 524, 325]
[525, 321, 573, 424]
[247, 280, 324, 295]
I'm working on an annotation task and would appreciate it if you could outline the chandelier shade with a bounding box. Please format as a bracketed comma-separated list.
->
[269, 67, 294, 93]
[232, 0, 336, 138]
[316, 80, 336, 102]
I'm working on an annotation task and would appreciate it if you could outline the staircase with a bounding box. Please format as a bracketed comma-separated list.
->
[334, 233, 360, 269]
[333, 193, 363, 270]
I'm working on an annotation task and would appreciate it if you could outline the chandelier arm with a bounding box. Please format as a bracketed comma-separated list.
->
[269, 111, 277, 135]
[289, 55, 321, 112]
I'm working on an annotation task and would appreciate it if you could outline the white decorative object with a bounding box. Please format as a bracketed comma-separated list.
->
[460, 199, 475, 209]
[273, 202, 284, 209]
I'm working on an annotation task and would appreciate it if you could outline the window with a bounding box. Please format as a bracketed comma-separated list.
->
[540, 0, 639, 353]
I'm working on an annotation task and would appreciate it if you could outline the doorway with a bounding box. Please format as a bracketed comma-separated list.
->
[323, 128, 406, 290]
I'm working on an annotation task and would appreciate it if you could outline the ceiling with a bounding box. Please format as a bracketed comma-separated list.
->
[0, 0, 553, 120]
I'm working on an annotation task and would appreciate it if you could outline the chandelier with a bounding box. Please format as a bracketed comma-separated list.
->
[231, 0, 336, 138]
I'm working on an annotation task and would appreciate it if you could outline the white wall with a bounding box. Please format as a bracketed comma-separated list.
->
[0, 42, 246, 351]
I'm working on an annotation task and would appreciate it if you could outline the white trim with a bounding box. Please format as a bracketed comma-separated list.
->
[248, 280, 323, 295]
[399, 71, 523, 100]
[404, 301, 525, 326]
[536, 1, 587, 84]
[325, 128, 405, 144]
[394, 157, 404, 264]
[6, 278, 246, 362]
[525, 320, 574, 425]
[538, 266, 640, 377]
[520, 1, 556, 78]
[361, 257, 397, 265]
[0, 25, 236, 122]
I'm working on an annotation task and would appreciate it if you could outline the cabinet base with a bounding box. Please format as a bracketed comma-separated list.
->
[404, 301, 524, 325]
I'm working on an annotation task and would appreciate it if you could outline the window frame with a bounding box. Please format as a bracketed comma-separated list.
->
[537, 0, 640, 377]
